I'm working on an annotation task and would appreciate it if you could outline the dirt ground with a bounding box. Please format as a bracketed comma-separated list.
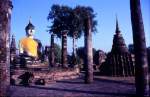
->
[9, 76, 136, 97]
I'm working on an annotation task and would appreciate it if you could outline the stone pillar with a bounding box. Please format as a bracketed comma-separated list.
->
[0, 0, 13, 96]
[49, 33, 55, 67]
[61, 30, 68, 68]
[115, 54, 119, 76]
[73, 31, 77, 57]
[84, 17, 93, 83]
[130, 0, 149, 96]
[112, 55, 116, 76]
[10, 35, 16, 64]
[126, 53, 132, 76]
[130, 54, 135, 75]
[72, 31, 78, 66]
[123, 54, 128, 76]
[121, 55, 125, 77]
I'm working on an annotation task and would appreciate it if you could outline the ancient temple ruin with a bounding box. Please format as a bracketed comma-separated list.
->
[99, 19, 135, 76]
[10, 35, 17, 61]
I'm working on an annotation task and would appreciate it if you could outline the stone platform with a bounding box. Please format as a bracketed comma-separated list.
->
[11, 67, 80, 85]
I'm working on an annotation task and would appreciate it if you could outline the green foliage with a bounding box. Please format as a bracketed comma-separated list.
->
[76, 47, 85, 60]
[76, 47, 96, 64]
[47, 4, 74, 38]
[47, 4, 97, 38]
[53, 43, 61, 63]
[69, 53, 81, 66]
[74, 6, 97, 35]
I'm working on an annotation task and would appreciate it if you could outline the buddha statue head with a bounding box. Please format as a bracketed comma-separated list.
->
[25, 20, 35, 38]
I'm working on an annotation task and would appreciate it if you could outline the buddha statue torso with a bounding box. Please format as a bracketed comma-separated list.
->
[19, 37, 38, 57]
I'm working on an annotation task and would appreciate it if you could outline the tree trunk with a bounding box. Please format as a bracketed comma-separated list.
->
[0, 0, 12, 96]
[49, 33, 55, 67]
[130, 0, 149, 96]
[61, 31, 68, 68]
[84, 17, 93, 84]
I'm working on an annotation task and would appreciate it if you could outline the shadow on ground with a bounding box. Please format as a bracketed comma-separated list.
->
[10, 76, 136, 97]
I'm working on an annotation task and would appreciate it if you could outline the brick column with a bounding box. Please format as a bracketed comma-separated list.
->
[49, 33, 55, 67]
[0, 0, 13, 96]
[61, 30, 68, 68]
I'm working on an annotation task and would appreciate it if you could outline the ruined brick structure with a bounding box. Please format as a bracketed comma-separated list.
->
[99, 19, 135, 76]
[95, 50, 106, 66]
[0, 0, 13, 96]
[49, 33, 55, 67]
[10, 35, 17, 63]
[61, 31, 68, 68]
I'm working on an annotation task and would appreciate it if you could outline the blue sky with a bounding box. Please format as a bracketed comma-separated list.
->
[11, 0, 150, 53]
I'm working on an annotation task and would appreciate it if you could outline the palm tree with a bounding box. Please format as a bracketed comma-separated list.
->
[130, 0, 149, 96]
[74, 6, 97, 83]
[68, 10, 83, 66]
[0, 0, 13, 96]
[48, 5, 73, 68]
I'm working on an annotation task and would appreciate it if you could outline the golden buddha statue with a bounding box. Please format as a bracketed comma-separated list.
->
[19, 20, 38, 57]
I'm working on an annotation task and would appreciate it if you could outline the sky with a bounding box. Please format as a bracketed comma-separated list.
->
[11, 0, 150, 54]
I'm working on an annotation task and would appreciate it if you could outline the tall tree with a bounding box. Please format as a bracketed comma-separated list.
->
[0, 0, 13, 96]
[48, 5, 73, 68]
[68, 10, 82, 66]
[130, 0, 149, 96]
[74, 6, 97, 83]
